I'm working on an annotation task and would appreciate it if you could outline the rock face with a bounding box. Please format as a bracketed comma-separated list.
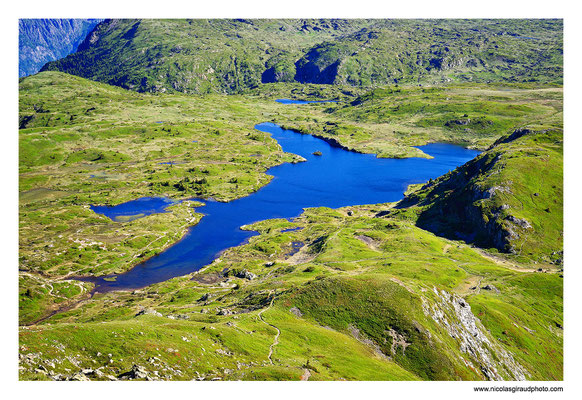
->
[423, 288, 527, 381]
[408, 150, 516, 251]
[289, 307, 303, 317]
[397, 127, 561, 257]
[295, 46, 343, 84]
[19, 19, 103, 77]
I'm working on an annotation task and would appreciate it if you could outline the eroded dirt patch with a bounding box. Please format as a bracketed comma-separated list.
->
[356, 235, 380, 251]
[190, 273, 225, 285]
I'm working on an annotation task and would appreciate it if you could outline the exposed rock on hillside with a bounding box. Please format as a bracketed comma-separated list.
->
[392, 127, 563, 261]
[19, 19, 102, 77]
[423, 288, 527, 380]
[135, 307, 162, 317]
[118, 364, 150, 380]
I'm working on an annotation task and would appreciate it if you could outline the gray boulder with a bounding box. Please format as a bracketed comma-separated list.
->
[481, 284, 500, 293]
[118, 364, 149, 380]
[236, 269, 257, 280]
[135, 308, 162, 317]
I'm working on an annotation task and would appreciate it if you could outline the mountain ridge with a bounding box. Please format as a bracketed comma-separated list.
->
[41, 19, 563, 93]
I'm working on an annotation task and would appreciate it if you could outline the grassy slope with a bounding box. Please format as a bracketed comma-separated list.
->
[19, 73, 562, 380]
[296, 19, 563, 86]
[19, 205, 562, 381]
[391, 127, 563, 264]
[276, 84, 563, 158]
[42, 19, 562, 94]
[41, 19, 374, 94]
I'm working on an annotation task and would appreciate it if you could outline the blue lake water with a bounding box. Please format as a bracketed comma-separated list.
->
[85, 122, 480, 292]
[275, 99, 338, 104]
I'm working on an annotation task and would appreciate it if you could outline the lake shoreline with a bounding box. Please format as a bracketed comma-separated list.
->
[75, 122, 480, 293]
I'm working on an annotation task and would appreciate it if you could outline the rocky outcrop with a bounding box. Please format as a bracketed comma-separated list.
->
[507, 215, 532, 230]
[489, 128, 534, 148]
[409, 154, 512, 251]
[118, 364, 150, 380]
[482, 284, 500, 293]
[235, 269, 257, 280]
[289, 307, 303, 317]
[423, 288, 527, 380]
[398, 128, 548, 254]
[386, 328, 411, 357]
[70, 372, 91, 381]
[135, 307, 162, 317]
[295, 47, 343, 84]
[348, 324, 389, 359]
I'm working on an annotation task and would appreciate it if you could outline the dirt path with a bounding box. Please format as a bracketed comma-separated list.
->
[356, 235, 380, 251]
[24, 291, 93, 326]
[300, 368, 311, 381]
[257, 293, 280, 365]
[454, 264, 485, 296]
[474, 276, 484, 295]
[472, 248, 543, 273]
[454, 247, 558, 296]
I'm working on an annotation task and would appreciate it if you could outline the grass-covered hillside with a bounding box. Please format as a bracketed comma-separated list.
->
[41, 19, 563, 94]
[41, 19, 372, 94]
[19, 203, 563, 381]
[393, 127, 563, 265]
[19, 71, 562, 381]
[276, 83, 563, 158]
[295, 19, 562, 86]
